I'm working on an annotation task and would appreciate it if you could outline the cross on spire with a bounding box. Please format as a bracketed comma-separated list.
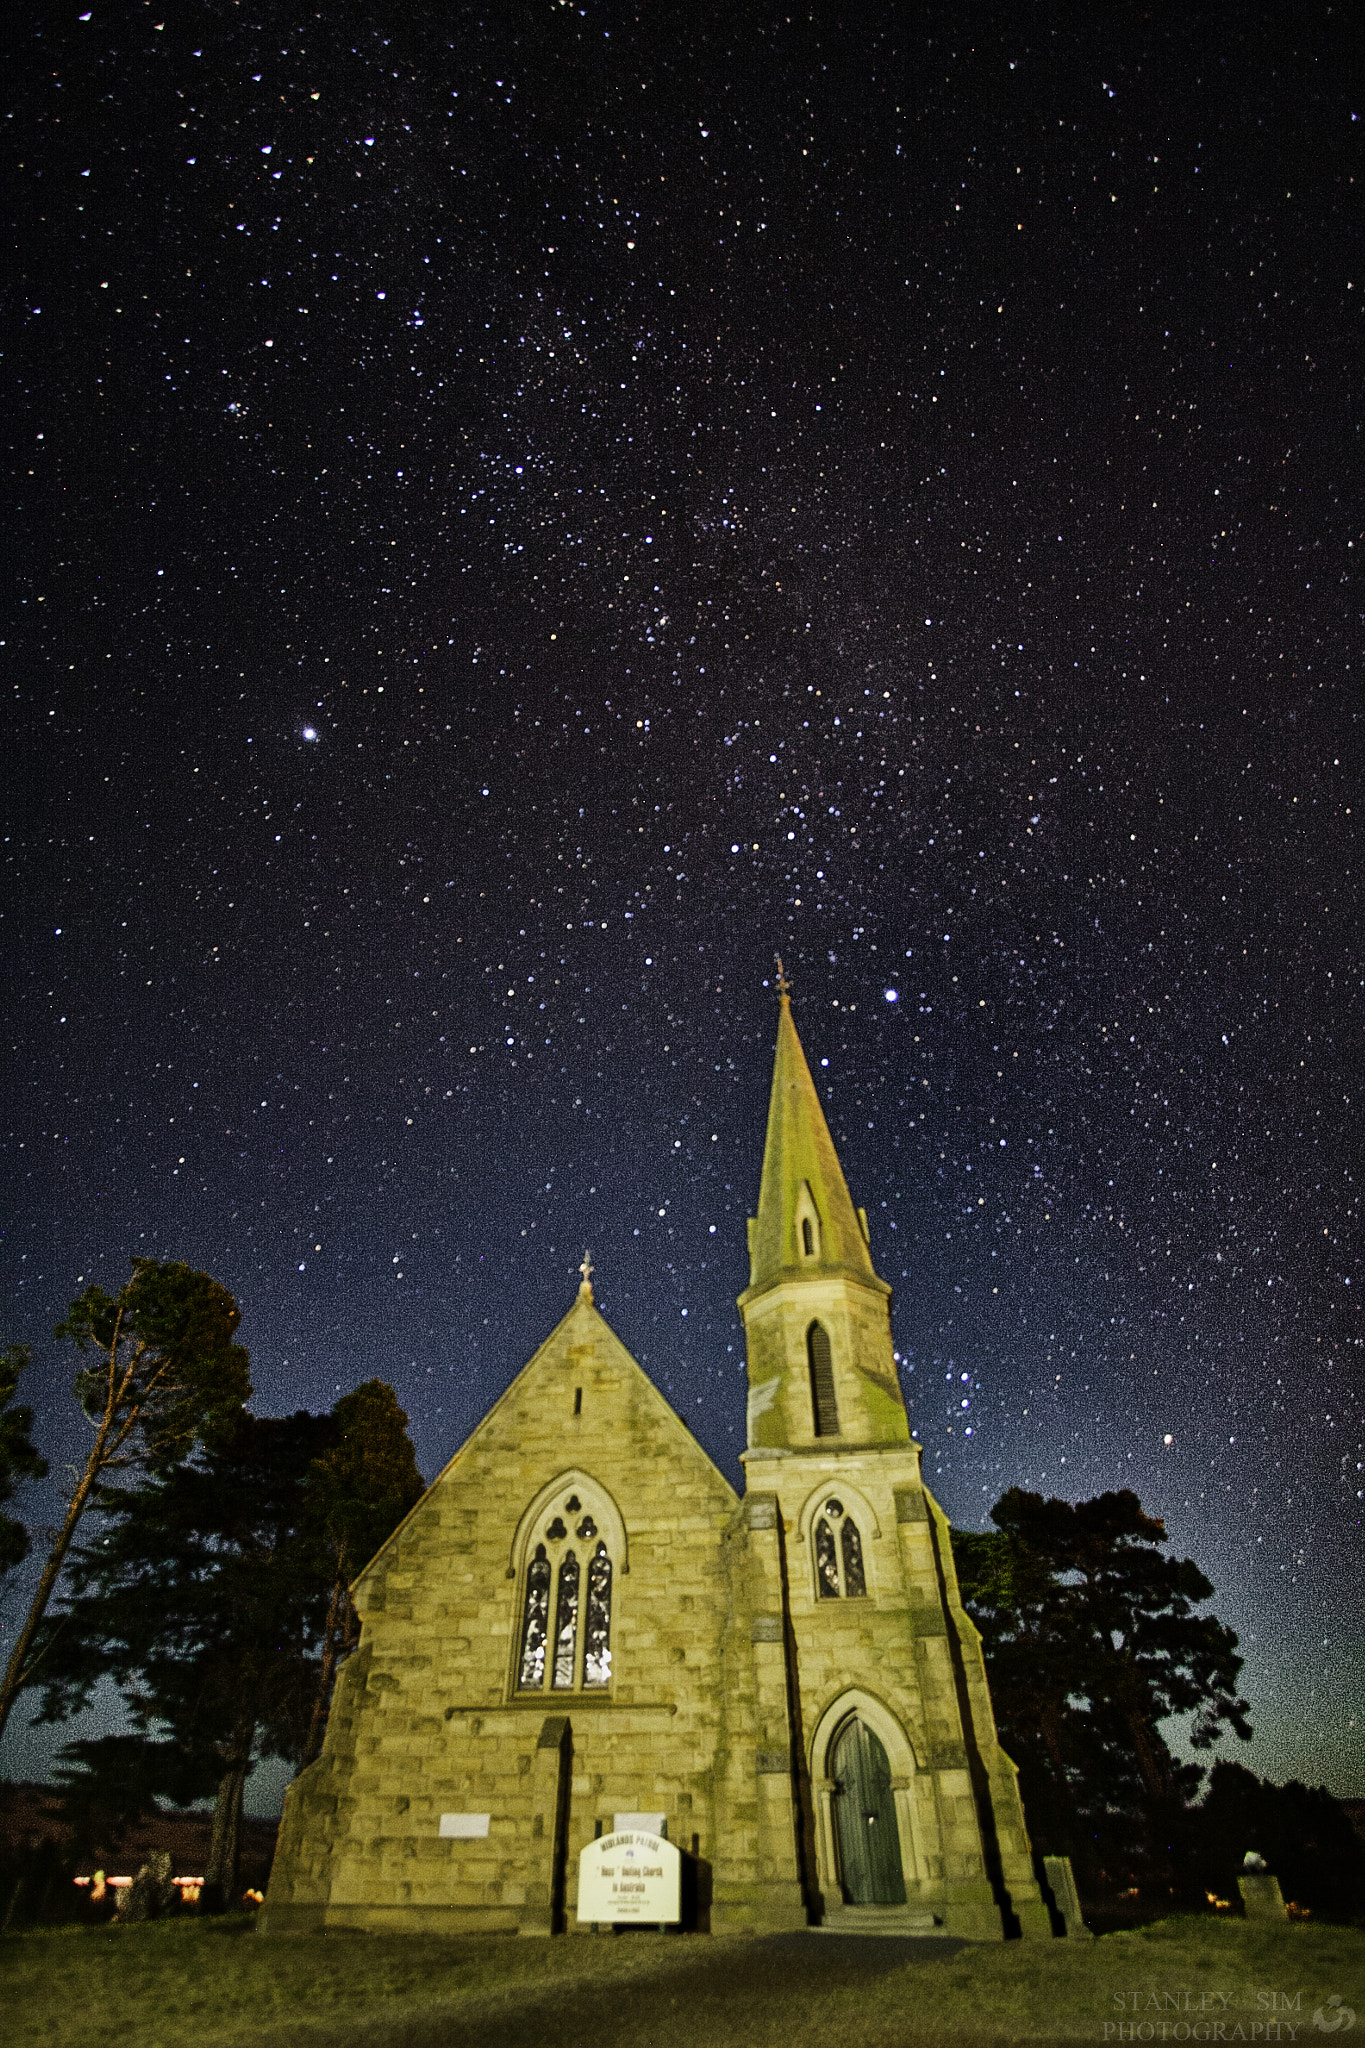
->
[774, 954, 792, 999]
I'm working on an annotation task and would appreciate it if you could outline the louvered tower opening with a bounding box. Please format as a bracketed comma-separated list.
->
[807, 1320, 840, 1436]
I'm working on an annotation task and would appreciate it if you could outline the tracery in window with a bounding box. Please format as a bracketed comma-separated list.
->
[814, 1498, 867, 1599]
[583, 1542, 613, 1686]
[515, 1484, 619, 1693]
[518, 1543, 551, 1687]
[551, 1549, 580, 1688]
[808, 1321, 839, 1437]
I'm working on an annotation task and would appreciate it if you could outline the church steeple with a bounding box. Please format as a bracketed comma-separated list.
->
[745, 979, 881, 1296]
[739, 976, 909, 1454]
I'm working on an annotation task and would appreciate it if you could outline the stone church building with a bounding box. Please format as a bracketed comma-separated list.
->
[264, 991, 1050, 1939]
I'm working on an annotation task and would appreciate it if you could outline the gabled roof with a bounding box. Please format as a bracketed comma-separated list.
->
[351, 1282, 738, 1592]
[744, 992, 882, 1295]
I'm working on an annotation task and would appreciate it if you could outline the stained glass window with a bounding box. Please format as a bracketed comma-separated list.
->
[551, 1550, 580, 1688]
[841, 1516, 867, 1598]
[815, 1517, 841, 1599]
[813, 1502, 867, 1599]
[518, 1543, 551, 1687]
[808, 1321, 839, 1436]
[583, 1542, 613, 1687]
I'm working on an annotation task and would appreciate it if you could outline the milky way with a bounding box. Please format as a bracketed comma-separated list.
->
[4, 5, 1360, 1801]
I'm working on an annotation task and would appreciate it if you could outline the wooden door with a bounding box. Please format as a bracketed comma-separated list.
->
[831, 1718, 906, 1906]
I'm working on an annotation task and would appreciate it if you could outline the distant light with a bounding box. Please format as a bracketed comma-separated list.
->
[884, 987, 899, 1003]
[302, 726, 317, 741]
[1163, 1434, 1174, 1446]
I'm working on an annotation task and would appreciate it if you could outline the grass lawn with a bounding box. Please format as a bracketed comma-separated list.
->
[6, 1914, 1363, 2047]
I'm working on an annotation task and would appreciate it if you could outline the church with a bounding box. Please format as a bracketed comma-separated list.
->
[263, 987, 1050, 1939]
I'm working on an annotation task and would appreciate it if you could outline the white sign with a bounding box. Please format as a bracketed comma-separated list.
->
[614, 1812, 666, 1837]
[577, 1830, 680, 1924]
[439, 1813, 490, 1839]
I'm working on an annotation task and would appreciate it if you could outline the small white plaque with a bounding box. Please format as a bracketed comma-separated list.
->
[613, 1812, 667, 1838]
[439, 1812, 490, 1839]
[578, 1830, 680, 1924]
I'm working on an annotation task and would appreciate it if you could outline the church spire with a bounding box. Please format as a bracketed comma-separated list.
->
[744, 974, 881, 1296]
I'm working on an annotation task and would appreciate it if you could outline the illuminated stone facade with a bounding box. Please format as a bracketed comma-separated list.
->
[263, 995, 1050, 1940]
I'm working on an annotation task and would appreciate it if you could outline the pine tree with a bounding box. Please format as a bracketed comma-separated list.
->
[0, 1344, 48, 1580]
[0, 1261, 250, 1746]
[954, 1488, 1252, 1897]
[33, 1383, 422, 1910]
[299, 1378, 424, 1767]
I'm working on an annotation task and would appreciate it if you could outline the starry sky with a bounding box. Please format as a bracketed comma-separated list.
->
[4, 3, 1360, 1805]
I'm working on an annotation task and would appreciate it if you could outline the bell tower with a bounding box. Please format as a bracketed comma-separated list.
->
[724, 966, 1052, 1941]
[738, 966, 910, 1451]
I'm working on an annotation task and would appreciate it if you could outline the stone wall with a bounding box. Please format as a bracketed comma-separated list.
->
[265, 1292, 748, 1935]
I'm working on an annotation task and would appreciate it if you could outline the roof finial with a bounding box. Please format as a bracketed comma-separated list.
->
[774, 954, 792, 1001]
[577, 1248, 594, 1301]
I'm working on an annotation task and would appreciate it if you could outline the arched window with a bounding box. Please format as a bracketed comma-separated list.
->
[801, 1217, 815, 1257]
[840, 1515, 866, 1598]
[807, 1321, 839, 1437]
[815, 1515, 840, 1599]
[551, 1550, 580, 1688]
[583, 1543, 613, 1687]
[813, 1499, 867, 1599]
[516, 1491, 618, 1692]
[518, 1544, 552, 1687]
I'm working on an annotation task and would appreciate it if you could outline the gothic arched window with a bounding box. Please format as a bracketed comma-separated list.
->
[551, 1549, 580, 1688]
[583, 1543, 613, 1687]
[814, 1498, 867, 1600]
[840, 1515, 866, 1598]
[808, 1321, 839, 1437]
[815, 1515, 840, 1599]
[518, 1544, 552, 1687]
[516, 1493, 617, 1692]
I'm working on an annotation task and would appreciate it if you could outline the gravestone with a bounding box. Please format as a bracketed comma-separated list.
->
[117, 1850, 176, 1921]
[578, 1830, 680, 1925]
[1041, 1855, 1092, 1939]
[1239, 1874, 1288, 1920]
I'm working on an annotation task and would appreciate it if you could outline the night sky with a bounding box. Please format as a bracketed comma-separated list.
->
[4, 4, 1360, 1807]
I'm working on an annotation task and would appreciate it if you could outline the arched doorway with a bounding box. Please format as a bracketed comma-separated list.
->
[831, 1717, 907, 1905]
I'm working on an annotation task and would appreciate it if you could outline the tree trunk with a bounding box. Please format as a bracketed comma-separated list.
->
[1126, 1705, 1178, 1805]
[200, 1729, 254, 1913]
[0, 1424, 112, 1744]
[300, 1574, 347, 1769]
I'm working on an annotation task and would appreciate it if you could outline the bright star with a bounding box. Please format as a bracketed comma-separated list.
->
[884, 988, 899, 1003]
[302, 727, 318, 741]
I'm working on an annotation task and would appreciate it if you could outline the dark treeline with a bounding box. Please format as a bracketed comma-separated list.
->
[0, 1260, 423, 1921]
[952, 1489, 1365, 1927]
